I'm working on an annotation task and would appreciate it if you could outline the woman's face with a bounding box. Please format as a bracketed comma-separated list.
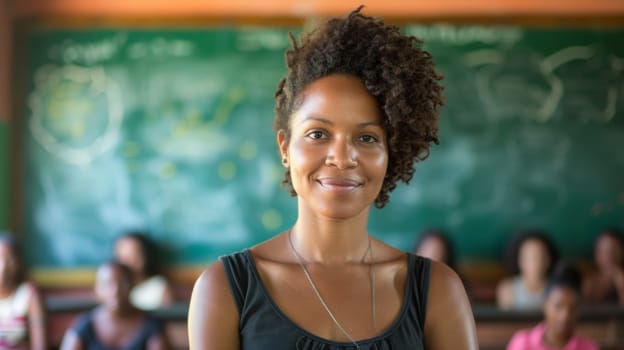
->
[595, 233, 623, 271]
[278, 74, 388, 220]
[544, 286, 579, 339]
[415, 236, 449, 264]
[518, 238, 551, 279]
[0, 242, 17, 285]
[114, 237, 144, 276]
[95, 264, 132, 312]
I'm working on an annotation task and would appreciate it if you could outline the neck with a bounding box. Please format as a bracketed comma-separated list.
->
[290, 216, 371, 265]
[543, 326, 571, 347]
[523, 274, 545, 290]
[99, 304, 135, 319]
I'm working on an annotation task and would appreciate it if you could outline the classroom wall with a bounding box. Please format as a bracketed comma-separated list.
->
[17, 25, 624, 270]
[6, 0, 624, 284]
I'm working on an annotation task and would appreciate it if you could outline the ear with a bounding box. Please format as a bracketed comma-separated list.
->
[277, 129, 289, 167]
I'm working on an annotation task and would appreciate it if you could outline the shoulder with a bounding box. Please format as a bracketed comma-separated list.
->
[428, 259, 466, 294]
[497, 276, 517, 291]
[423, 260, 478, 349]
[573, 335, 600, 350]
[506, 328, 532, 350]
[191, 260, 235, 307]
[188, 260, 241, 350]
[497, 276, 517, 308]
[68, 311, 94, 337]
[10, 281, 36, 300]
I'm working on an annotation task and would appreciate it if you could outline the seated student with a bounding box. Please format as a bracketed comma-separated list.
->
[582, 227, 624, 305]
[0, 234, 47, 350]
[497, 229, 559, 310]
[114, 232, 173, 310]
[506, 261, 599, 350]
[60, 260, 168, 350]
[413, 228, 458, 270]
[413, 228, 472, 299]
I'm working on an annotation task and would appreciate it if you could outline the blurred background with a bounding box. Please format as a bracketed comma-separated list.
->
[1, 0, 623, 349]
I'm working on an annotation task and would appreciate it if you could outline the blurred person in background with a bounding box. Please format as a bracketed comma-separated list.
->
[60, 260, 168, 350]
[0, 234, 47, 350]
[413, 228, 457, 270]
[497, 229, 559, 310]
[114, 232, 173, 310]
[506, 261, 598, 350]
[413, 228, 472, 299]
[582, 227, 624, 305]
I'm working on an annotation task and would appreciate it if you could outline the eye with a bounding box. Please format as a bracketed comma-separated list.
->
[359, 134, 378, 143]
[306, 130, 326, 140]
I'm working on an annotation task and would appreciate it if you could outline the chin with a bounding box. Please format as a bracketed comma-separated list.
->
[318, 203, 370, 220]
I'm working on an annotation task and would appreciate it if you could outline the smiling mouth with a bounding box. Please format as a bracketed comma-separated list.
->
[317, 178, 361, 193]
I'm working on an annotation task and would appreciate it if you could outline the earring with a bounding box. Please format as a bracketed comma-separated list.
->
[282, 158, 288, 167]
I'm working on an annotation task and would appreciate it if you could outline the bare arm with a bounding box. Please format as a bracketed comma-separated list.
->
[161, 278, 175, 306]
[613, 268, 624, 305]
[59, 331, 84, 350]
[424, 261, 479, 350]
[27, 284, 47, 350]
[496, 278, 514, 309]
[188, 261, 240, 350]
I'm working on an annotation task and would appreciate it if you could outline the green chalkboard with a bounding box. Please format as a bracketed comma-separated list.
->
[21, 25, 624, 268]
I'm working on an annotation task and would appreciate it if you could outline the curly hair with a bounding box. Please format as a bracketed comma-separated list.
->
[273, 6, 444, 208]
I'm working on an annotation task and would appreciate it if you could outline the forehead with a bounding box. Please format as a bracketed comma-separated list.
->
[548, 285, 579, 301]
[97, 264, 127, 282]
[597, 234, 621, 247]
[116, 236, 141, 251]
[521, 238, 547, 251]
[292, 74, 383, 125]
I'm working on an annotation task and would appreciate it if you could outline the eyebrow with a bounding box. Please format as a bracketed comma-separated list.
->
[301, 115, 383, 128]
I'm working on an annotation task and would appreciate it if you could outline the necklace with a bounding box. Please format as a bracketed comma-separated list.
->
[287, 229, 376, 349]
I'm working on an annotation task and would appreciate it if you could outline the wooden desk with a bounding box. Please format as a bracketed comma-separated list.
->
[45, 298, 624, 350]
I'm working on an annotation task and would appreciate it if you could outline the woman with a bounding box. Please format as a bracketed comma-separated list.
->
[114, 232, 174, 310]
[60, 261, 168, 350]
[497, 229, 559, 310]
[582, 227, 624, 305]
[189, 7, 477, 350]
[0, 234, 47, 350]
[506, 262, 598, 350]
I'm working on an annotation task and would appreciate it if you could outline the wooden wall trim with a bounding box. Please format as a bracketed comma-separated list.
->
[12, 0, 624, 22]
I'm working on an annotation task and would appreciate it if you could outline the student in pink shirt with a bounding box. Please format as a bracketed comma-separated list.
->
[506, 262, 599, 350]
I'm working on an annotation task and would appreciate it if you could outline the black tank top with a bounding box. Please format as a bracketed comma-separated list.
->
[221, 249, 431, 350]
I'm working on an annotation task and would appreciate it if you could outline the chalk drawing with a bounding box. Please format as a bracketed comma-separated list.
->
[127, 38, 194, 59]
[546, 47, 619, 123]
[48, 33, 127, 65]
[28, 65, 123, 166]
[468, 48, 561, 123]
[404, 25, 523, 46]
[237, 29, 294, 51]
[466, 45, 619, 123]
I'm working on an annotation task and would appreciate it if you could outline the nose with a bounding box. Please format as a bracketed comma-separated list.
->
[325, 136, 358, 169]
